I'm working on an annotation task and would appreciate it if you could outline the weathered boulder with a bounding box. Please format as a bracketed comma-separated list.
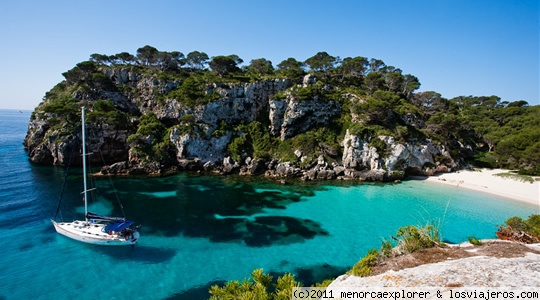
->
[265, 162, 303, 178]
[239, 157, 265, 175]
[221, 156, 240, 174]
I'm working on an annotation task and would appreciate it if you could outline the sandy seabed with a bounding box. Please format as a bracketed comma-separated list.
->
[419, 168, 539, 208]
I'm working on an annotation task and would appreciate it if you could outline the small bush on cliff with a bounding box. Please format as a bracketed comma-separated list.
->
[40, 94, 80, 125]
[86, 100, 130, 128]
[228, 121, 277, 161]
[127, 113, 172, 163]
[166, 75, 220, 106]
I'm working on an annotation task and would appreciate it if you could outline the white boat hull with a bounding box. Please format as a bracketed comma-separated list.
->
[52, 220, 139, 246]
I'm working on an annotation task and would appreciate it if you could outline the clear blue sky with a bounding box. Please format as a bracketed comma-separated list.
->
[0, 0, 538, 110]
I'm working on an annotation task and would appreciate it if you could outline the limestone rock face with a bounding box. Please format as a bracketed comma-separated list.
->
[302, 73, 317, 87]
[340, 130, 456, 176]
[341, 129, 380, 170]
[170, 127, 232, 163]
[380, 135, 438, 171]
[278, 99, 341, 140]
[269, 96, 341, 140]
[24, 117, 129, 166]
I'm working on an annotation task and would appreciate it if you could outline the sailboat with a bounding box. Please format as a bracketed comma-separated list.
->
[51, 107, 140, 246]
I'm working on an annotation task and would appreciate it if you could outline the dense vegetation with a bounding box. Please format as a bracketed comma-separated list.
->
[497, 214, 540, 243]
[36, 45, 539, 175]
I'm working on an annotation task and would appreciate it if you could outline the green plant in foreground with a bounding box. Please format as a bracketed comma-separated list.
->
[395, 223, 442, 253]
[349, 248, 379, 277]
[348, 223, 443, 277]
[209, 268, 300, 300]
[467, 236, 482, 245]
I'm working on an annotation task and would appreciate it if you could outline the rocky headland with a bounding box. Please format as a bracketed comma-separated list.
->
[24, 63, 459, 181]
[24, 48, 538, 180]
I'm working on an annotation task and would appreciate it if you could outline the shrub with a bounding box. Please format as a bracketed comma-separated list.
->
[498, 214, 540, 242]
[349, 249, 379, 277]
[127, 113, 172, 163]
[467, 236, 482, 245]
[395, 224, 441, 253]
[179, 113, 195, 123]
[348, 223, 443, 278]
[86, 100, 130, 128]
[209, 268, 300, 300]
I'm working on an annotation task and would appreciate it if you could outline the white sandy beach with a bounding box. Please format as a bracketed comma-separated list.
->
[421, 169, 539, 208]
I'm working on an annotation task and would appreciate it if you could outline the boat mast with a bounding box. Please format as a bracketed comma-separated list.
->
[82, 107, 89, 223]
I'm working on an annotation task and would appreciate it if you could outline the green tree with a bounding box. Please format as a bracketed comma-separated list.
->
[368, 58, 386, 73]
[185, 51, 209, 69]
[401, 74, 421, 98]
[383, 67, 404, 93]
[363, 72, 385, 94]
[247, 58, 274, 76]
[411, 91, 447, 115]
[337, 56, 369, 84]
[127, 113, 171, 163]
[355, 90, 402, 125]
[304, 51, 337, 74]
[89, 53, 111, 65]
[62, 61, 98, 85]
[113, 52, 136, 65]
[276, 57, 305, 82]
[136, 45, 159, 66]
[156, 51, 185, 71]
[41, 94, 80, 125]
[209, 55, 242, 77]
[86, 100, 129, 128]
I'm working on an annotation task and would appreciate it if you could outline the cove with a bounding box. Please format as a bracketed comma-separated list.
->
[0, 169, 536, 299]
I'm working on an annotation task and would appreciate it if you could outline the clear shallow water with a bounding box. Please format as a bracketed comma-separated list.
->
[0, 109, 537, 299]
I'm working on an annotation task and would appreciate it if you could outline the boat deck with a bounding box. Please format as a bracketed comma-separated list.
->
[52, 220, 138, 245]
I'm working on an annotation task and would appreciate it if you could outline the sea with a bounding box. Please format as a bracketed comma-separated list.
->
[0, 109, 537, 299]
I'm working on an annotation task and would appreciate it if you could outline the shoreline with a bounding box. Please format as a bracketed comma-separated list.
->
[411, 168, 539, 207]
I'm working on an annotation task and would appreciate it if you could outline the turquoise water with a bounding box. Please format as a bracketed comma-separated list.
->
[0, 109, 537, 299]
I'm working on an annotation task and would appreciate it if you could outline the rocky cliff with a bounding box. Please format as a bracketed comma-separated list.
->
[24, 64, 459, 180]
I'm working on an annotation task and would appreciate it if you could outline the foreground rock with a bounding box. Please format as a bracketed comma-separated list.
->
[329, 240, 540, 289]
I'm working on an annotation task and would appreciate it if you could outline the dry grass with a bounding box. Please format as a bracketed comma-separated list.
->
[368, 240, 540, 276]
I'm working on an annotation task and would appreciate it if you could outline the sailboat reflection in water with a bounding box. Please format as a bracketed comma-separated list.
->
[51, 107, 140, 246]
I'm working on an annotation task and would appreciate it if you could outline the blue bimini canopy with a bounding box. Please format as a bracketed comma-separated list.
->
[104, 221, 135, 233]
